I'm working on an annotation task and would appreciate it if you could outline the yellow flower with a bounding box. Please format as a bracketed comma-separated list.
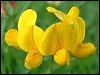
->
[4, 6, 96, 68]
[5, 9, 44, 69]
[39, 6, 96, 65]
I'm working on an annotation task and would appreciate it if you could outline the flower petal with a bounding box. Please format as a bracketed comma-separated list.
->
[18, 9, 37, 30]
[57, 21, 79, 51]
[72, 43, 96, 58]
[54, 49, 70, 65]
[25, 50, 43, 69]
[41, 20, 79, 55]
[67, 6, 80, 19]
[5, 29, 20, 49]
[40, 23, 59, 55]
[76, 17, 85, 43]
[33, 26, 44, 50]
[47, 7, 74, 25]
[17, 25, 35, 52]
[47, 7, 67, 21]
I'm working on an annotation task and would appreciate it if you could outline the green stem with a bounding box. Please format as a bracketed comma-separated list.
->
[45, 56, 53, 74]
[49, 56, 53, 74]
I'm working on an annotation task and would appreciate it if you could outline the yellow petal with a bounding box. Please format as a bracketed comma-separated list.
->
[41, 21, 79, 55]
[54, 49, 70, 65]
[47, 7, 67, 21]
[18, 9, 37, 30]
[40, 23, 59, 55]
[76, 17, 85, 43]
[33, 26, 44, 50]
[47, 7, 74, 25]
[57, 21, 79, 51]
[72, 43, 96, 58]
[68, 6, 80, 19]
[17, 25, 35, 52]
[5, 29, 20, 49]
[25, 50, 43, 69]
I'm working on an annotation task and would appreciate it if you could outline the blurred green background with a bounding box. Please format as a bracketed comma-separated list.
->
[1, 1, 99, 74]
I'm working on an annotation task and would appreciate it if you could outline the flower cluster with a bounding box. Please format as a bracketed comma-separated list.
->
[5, 6, 96, 69]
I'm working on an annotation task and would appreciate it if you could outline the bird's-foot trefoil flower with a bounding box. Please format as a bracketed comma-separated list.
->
[4, 6, 96, 68]
[5, 9, 44, 69]
[39, 6, 96, 65]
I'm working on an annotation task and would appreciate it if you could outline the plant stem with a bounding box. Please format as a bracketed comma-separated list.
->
[50, 56, 53, 73]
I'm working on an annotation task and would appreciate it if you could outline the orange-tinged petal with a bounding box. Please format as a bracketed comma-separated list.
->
[67, 6, 80, 19]
[5, 29, 20, 49]
[76, 17, 85, 43]
[25, 50, 43, 69]
[54, 49, 70, 65]
[17, 25, 35, 52]
[18, 9, 37, 30]
[72, 43, 96, 58]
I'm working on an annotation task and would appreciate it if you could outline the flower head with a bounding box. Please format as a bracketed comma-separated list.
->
[39, 6, 96, 65]
[4, 6, 96, 68]
[5, 9, 44, 69]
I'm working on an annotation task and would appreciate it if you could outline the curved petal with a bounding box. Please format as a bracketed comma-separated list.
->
[72, 43, 96, 58]
[25, 50, 43, 69]
[40, 23, 59, 55]
[67, 6, 80, 19]
[76, 17, 85, 43]
[17, 25, 35, 52]
[33, 26, 44, 50]
[47, 7, 67, 21]
[54, 49, 70, 65]
[47, 7, 74, 25]
[18, 9, 37, 30]
[5, 29, 20, 49]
